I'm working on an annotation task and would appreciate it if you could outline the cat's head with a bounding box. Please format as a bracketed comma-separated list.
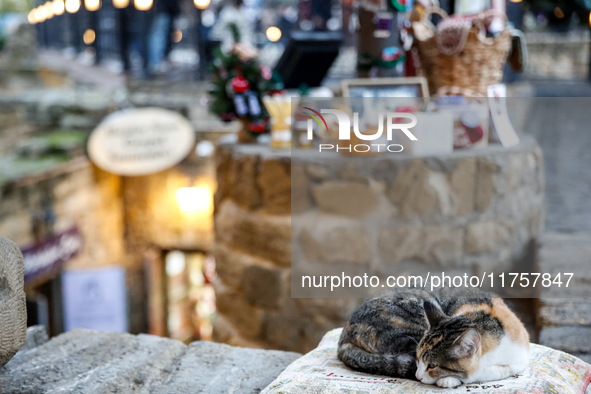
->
[415, 301, 481, 385]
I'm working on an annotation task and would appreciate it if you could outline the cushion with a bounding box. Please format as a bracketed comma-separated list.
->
[262, 328, 591, 394]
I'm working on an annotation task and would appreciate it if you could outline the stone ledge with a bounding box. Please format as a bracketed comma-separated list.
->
[0, 326, 301, 394]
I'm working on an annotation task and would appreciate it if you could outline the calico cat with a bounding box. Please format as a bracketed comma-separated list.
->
[338, 288, 529, 388]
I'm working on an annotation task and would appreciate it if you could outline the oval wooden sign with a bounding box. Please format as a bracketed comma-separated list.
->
[88, 108, 195, 176]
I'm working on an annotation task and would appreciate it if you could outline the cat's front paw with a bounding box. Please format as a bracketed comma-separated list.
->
[436, 376, 462, 388]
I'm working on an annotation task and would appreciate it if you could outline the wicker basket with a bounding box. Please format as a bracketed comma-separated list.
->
[412, 8, 512, 96]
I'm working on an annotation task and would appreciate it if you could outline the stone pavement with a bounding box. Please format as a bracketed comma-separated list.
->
[0, 326, 301, 394]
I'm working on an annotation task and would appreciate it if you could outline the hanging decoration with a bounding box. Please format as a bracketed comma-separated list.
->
[390, 0, 411, 12]
[357, 47, 406, 72]
[373, 12, 394, 38]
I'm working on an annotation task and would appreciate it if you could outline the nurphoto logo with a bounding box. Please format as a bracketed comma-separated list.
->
[302, 107, 418, 153]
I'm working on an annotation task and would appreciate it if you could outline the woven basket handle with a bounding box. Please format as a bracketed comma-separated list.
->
[421, 7, 509, 38]
[474, 10, 509, 44]
[420, 7, 450, 32]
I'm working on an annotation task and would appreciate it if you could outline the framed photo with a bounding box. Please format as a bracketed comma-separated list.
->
[341, 77, 430, 98]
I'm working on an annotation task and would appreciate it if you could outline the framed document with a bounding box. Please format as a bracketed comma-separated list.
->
[341, 76, 430, 98]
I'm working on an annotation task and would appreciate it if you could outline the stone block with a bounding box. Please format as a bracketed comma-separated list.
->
[214, 146, 233, 207]
[464, 221, 511, 254]
[213, 279, 264, 339]
[0, 211, 32, 246]
[20, 326, 48, 352]
[262, 313, 306, 352]
[538, 326, 591, 354]
[387, 160, 439, 219]
[312, 181, 382, 218]
[213, 243, 274, 291]
[212, 313, 264, 349]
[59, 113, 96, 129]
[420, 226, 464, 266]
[475, 158, 498, 212]
[378, 226, 422, 264]
[294, 298, 360, 324]
[1, 329, 301, 394]
[258, 157, 291, 215]
[215, 201, 291, 267]
[306, 163, 330, 180]
[291, 164, 311, 214]
[299, 216, 371, 265]
[573, 354, 591, 364]
[154, 338, 300, 394]
[538, 299, 591, 327]
[379, 225, 464, 266]
[448, 157, 476, 217]
[241, 264, 286, 309]
[230, 155, 261, 211]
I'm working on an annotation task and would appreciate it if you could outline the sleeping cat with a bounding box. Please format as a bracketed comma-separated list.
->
[338, 288, 529, 388]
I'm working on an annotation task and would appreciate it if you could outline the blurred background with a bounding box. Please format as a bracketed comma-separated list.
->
[0, 0, 590, 359]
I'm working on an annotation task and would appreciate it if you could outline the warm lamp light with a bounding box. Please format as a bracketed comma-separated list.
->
[44, 1, 54, 19]
[193, 0, 210, 9]
[28, 9, 37, 24]
[65, 0, 80, 13]
[113, 0, 129, 9]
[52, 0, 65, 15]
[83, 29, 96, 44]
[266, 26, 282, 42]
[176, 187, 213, 214]
[85, 0, 100, 11]
[134, 0, 152, 11]
[39, 5, 49, 20]
[34, 7, 45, 22]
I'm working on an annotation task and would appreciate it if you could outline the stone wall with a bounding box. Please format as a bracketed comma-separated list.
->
[0, 149, 220, 335]
[213, 144, 357, 353]
[0, 159, 125, 268]
[123, 145, 216, 254]
[0, 81, 227, 336]
[213, 136, 545, 353]
[525, 31, 590, 80]
[0, 158, 138, 330]
[292, 136, 545, 294]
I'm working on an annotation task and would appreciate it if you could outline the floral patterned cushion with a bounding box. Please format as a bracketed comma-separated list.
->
[262, 328, 591, 394]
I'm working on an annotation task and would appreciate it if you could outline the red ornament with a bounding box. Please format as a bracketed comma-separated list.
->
[231, 76, 250, 94]
[248, 120, 267, 133]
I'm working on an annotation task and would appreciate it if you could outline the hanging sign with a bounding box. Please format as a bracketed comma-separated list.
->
[22, 226, 83, 283]
[88, 107, 195, 176]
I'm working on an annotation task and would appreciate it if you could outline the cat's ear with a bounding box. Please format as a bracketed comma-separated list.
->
[450, 328, 481, 359]
[423, 301, 446, 327]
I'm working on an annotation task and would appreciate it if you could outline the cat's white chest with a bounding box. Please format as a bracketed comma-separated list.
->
[469, 336, 529, 383]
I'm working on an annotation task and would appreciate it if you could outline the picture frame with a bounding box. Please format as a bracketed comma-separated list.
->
[340, 76, 430, 98]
